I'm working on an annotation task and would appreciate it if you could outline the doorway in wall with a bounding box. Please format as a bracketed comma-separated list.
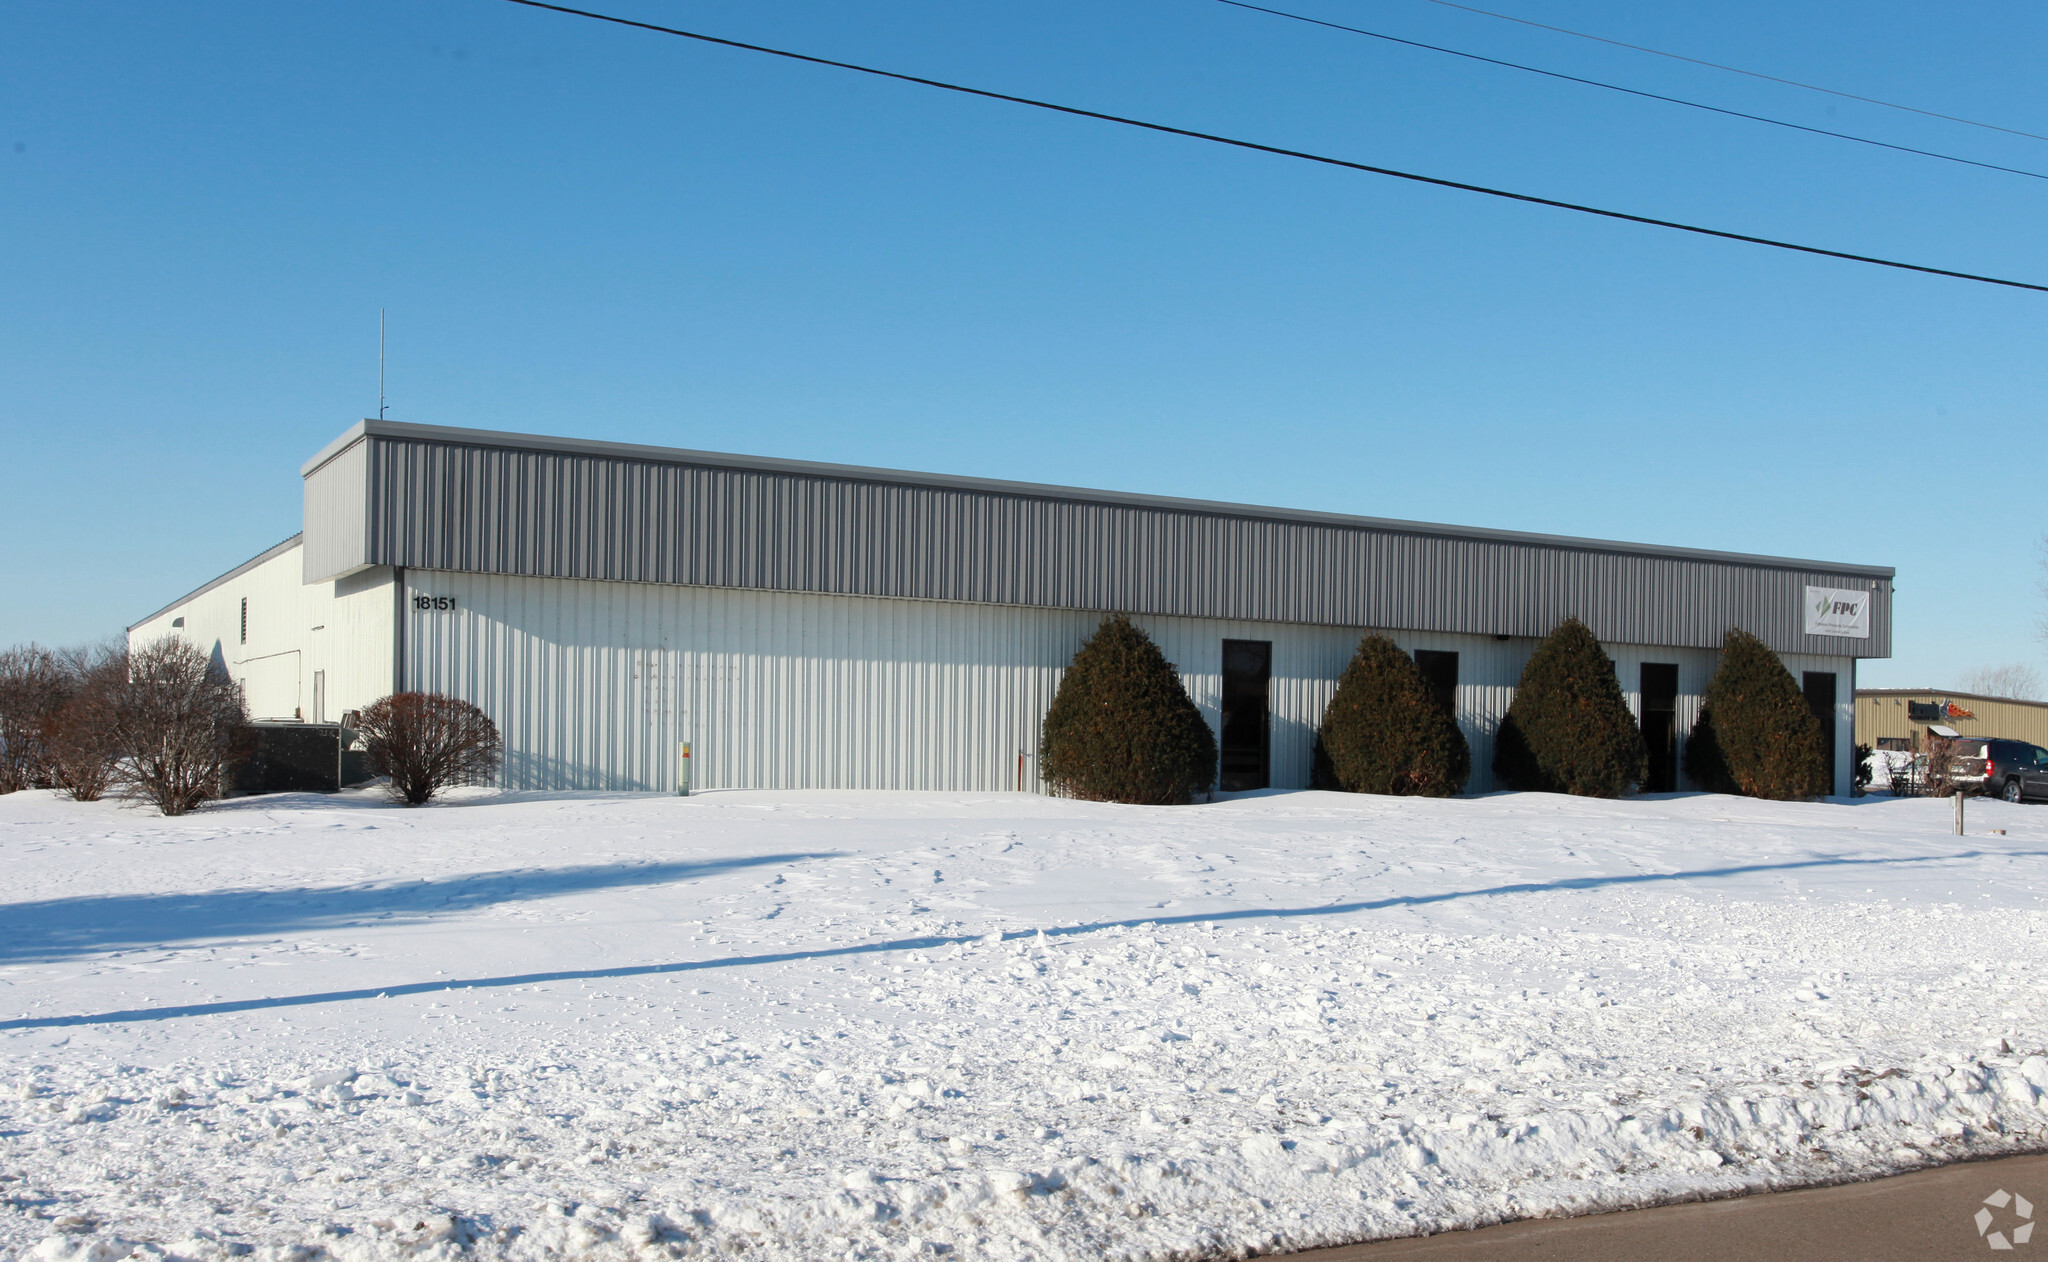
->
[1803, 671, 1838, 793]
[1220, 639, 1272, 791]
[1640, 663, 1679, 792]
[1413, 650, 1459, 718]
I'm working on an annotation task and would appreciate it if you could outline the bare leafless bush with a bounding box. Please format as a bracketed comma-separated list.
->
[44, 643, 129, 801]
[1918, 733, 1982, 799]
[110, 636, 249, 816]
[355, 692, 501, 805]
[0, 644, 70, 793]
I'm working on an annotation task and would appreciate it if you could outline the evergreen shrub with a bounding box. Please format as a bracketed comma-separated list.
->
[1040, 614, 1216, 805]
[1317, 635, 1469, 796]
[1681, 704, 1734, 793]
[1691, 628, 1829, 800]
[1308, 735, 1339, 790]
[1492, 617, 1646, 797]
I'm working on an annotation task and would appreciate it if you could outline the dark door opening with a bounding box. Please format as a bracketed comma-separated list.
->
[1640, 663, 1679, 793]
[1803, 671, 1839, 795]
[1220, 639, 1272, 791]
[1412, 650, 1459, 718]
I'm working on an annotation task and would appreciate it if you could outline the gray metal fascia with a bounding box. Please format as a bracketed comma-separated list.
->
[300, 422, 370, 478]
[322, 419, 1895, 580]
[128, 534, 305, 632]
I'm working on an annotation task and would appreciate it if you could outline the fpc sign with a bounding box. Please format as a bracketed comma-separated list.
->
[1804, 586, 1872, 639]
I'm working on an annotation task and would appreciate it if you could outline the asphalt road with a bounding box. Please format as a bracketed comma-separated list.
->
[1284, 1152, 2048, 1261]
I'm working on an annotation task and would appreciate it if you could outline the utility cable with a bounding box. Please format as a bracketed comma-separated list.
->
[1415, 0, 2048, 145]
[1214, 0, 2048, 182]
[493, 0, 2048, 294]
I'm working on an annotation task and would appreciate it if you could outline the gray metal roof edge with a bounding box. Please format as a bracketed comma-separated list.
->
[1855, 688, 2048, 709]
[314, 419, 1896, 579]
[300, 422, 369, 477]
[128, 534, 306, 633]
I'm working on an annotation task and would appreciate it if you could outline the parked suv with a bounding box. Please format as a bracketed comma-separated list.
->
[1946, 738, 2048, 802]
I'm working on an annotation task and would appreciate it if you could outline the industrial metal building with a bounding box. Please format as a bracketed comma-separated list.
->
[131, 420, 1893, 796]
[1856, 689, 2048, 751]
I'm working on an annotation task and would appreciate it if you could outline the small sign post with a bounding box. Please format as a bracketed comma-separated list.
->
[678, 741, 693, 797]
[1955, 788, 1965, 836]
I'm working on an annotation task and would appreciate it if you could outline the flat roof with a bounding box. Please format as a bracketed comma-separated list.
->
[1857, 688, 2048, 709]
[305, 419, 1894, 579]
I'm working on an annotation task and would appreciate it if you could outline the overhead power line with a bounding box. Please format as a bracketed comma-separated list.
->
[493, 0, 2048, 295]
[1213, 0, 2048, 182]
[1415, 0, 2048, 145]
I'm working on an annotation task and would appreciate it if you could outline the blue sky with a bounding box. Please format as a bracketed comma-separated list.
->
[3, 0, 2042, 687]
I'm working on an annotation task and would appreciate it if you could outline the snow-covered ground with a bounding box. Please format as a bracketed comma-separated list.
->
[5, 785, 2048, 1262]
[1864, 748, 1916, 792]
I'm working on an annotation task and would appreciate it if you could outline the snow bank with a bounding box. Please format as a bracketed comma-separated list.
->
[1864, 748, 1915, 791]
[3, 787, 2047, 1260]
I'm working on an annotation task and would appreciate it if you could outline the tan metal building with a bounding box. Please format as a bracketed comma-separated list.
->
[1855, 689, 2048, 751]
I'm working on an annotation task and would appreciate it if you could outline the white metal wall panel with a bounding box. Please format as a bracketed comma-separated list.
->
[398, 571, 1777, 795]
[1779, 650, 1860, 797]
[135, 541, 1857, 797]
[129, 542, 397, 723]
[1608, 643, 1712, 778]
[304, 424, 1891, 659]
[131, 542, 310, 720]
[322, 567, 399, 715]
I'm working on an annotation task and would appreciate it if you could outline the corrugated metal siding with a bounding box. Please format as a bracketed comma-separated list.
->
[130, 544, 398, 724]
[403, 571, 1077, 792]
[1855, 693, 2048, 752]
[130, 544, 310, 720]
[303, 437, 369, 583]
[1591, 644, 1856, 797]
[321, 567, 399, 718]
[398, 570, 1382, 792]
[1777, 651, 1859, 797]
[400, 570, 1815, 795]
[327, 433, 1888, 658]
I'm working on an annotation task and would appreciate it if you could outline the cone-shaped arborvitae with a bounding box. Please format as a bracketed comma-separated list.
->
[1681, 703, 1735, 794]
[1492, 617, 1646, 797]
[1690, 628, 1829, 800]
[1040, 614, 1217, 804]
[1317, 635, 1469, 796]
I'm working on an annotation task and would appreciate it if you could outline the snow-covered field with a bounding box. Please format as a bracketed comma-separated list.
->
[5, 785, 2048, 1262]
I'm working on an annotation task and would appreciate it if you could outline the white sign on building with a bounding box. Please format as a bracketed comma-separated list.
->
[1804, 585, 1872, 639]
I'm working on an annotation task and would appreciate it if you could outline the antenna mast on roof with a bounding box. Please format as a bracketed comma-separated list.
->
[378, 309, 387, 419]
